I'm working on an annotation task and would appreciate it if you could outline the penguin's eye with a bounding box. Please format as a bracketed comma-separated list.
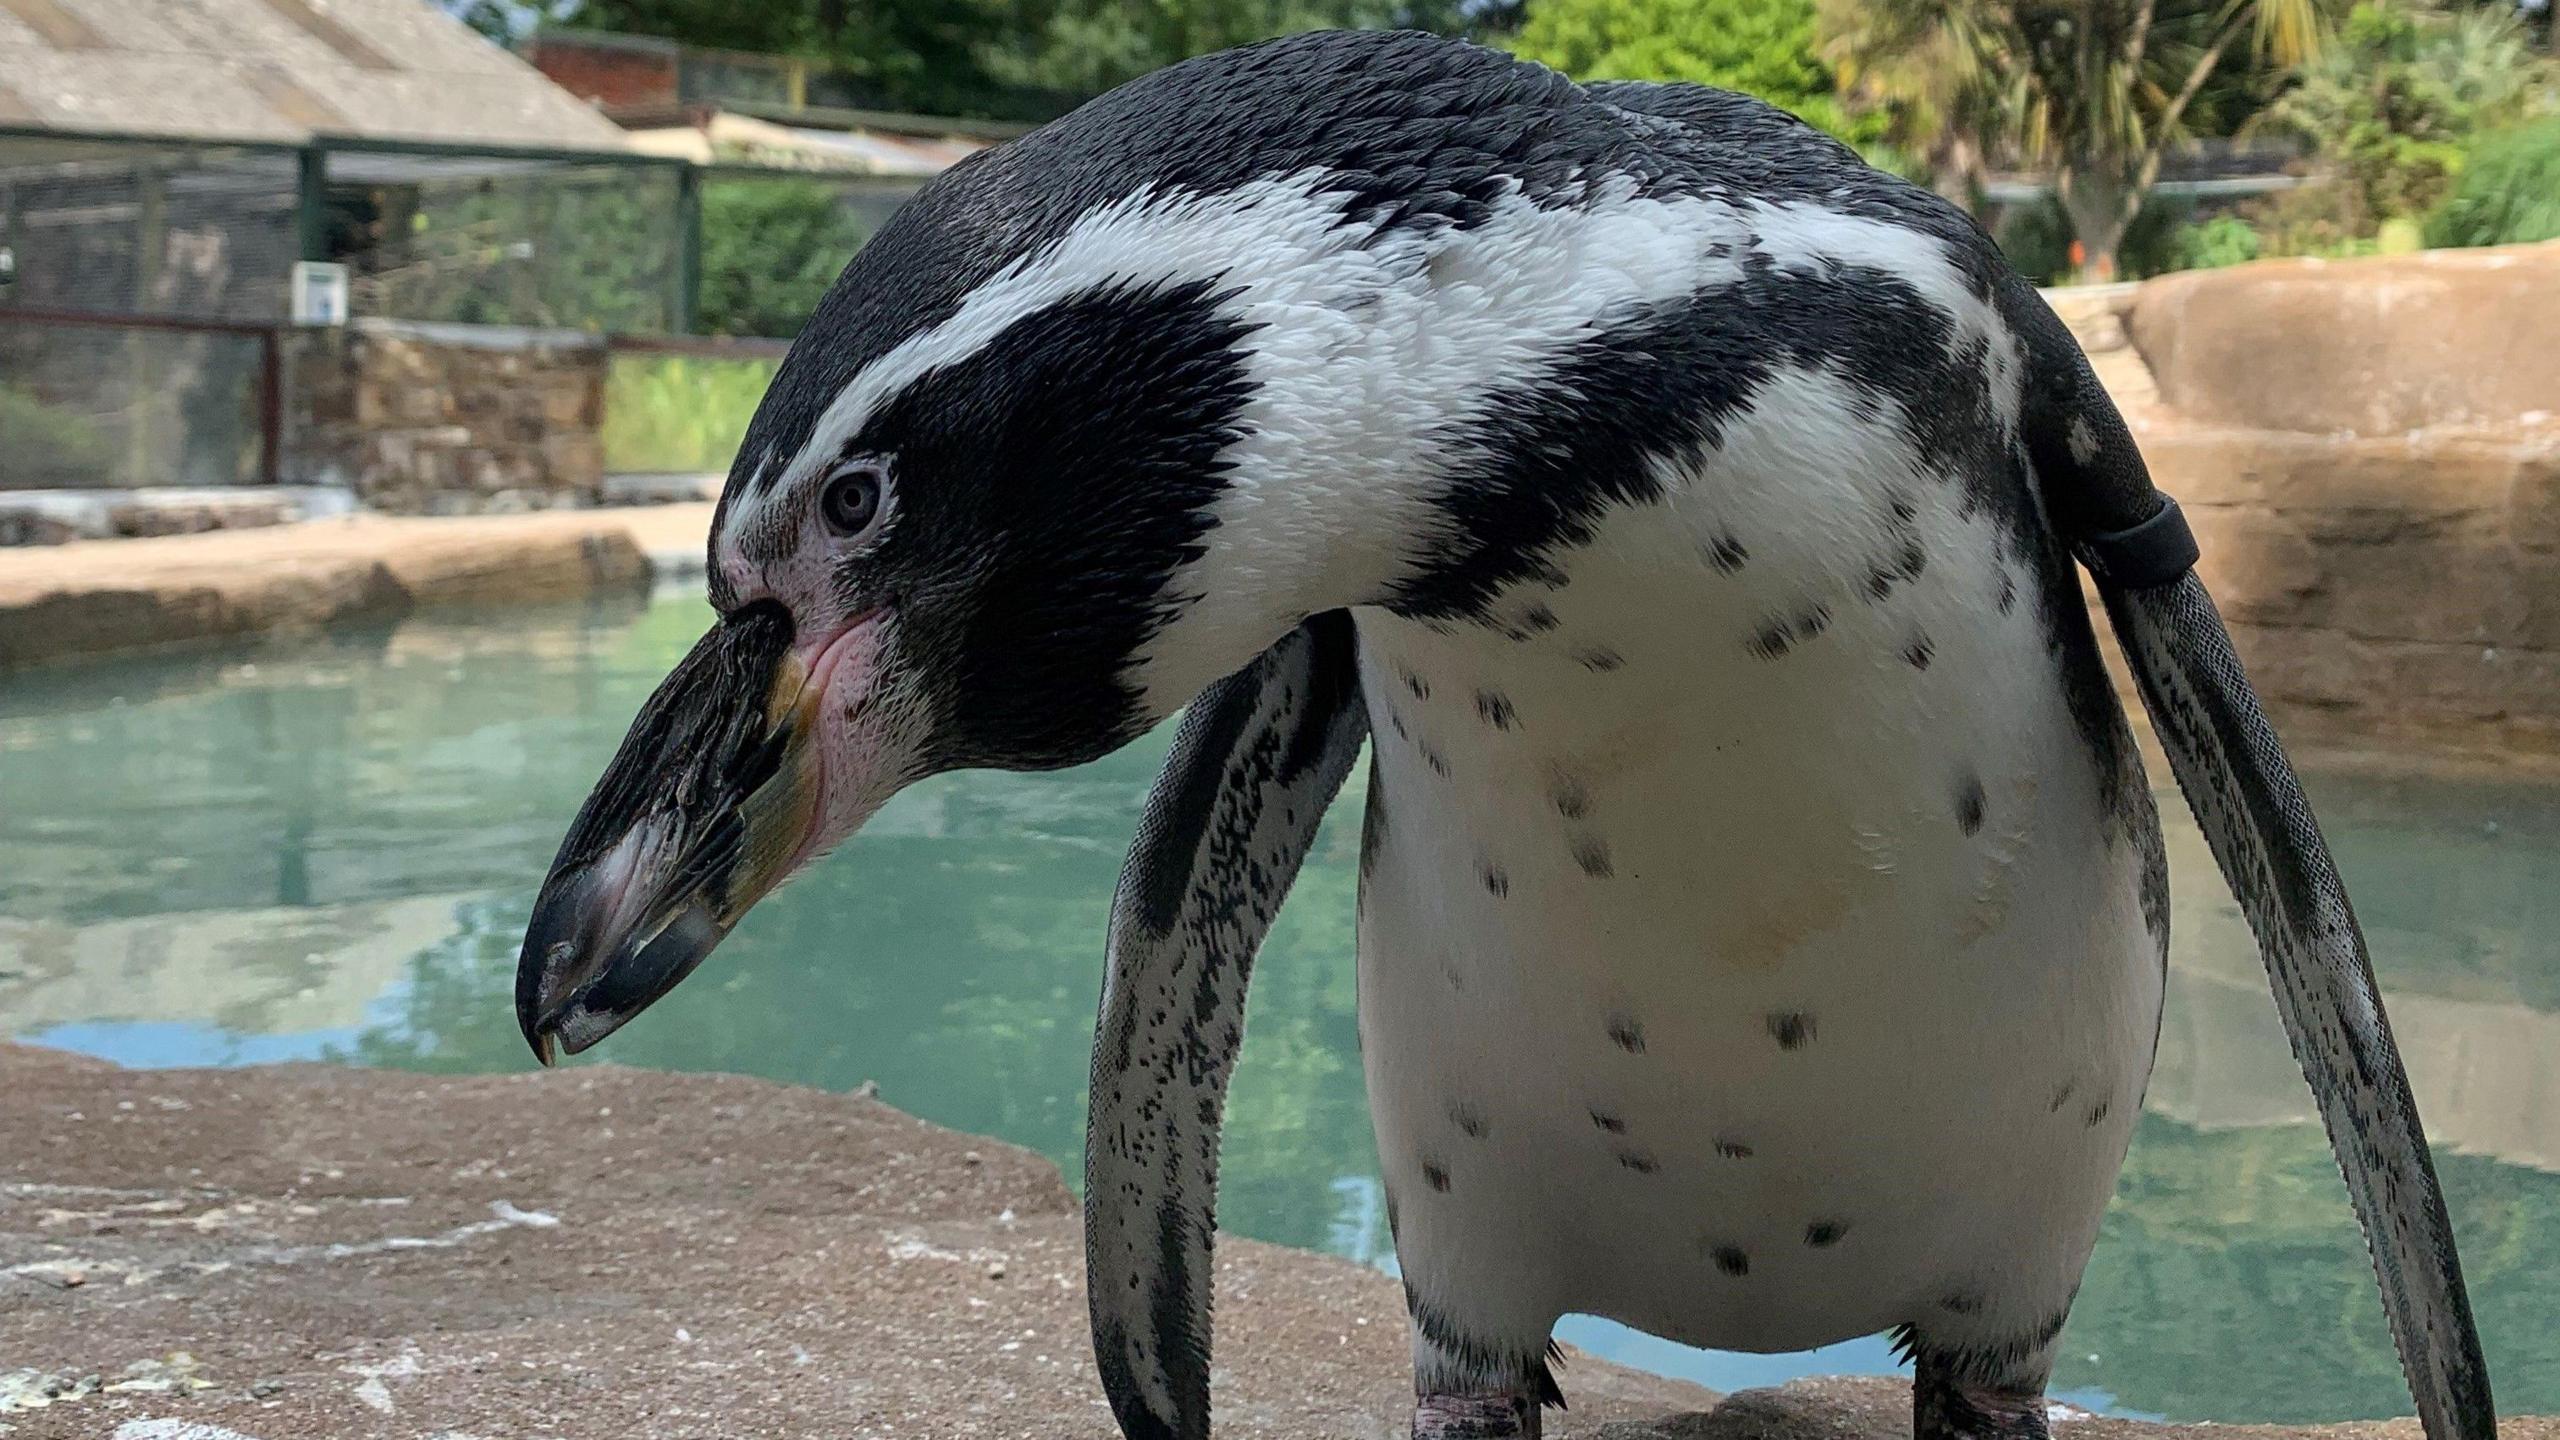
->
[820, 461, 886, 537]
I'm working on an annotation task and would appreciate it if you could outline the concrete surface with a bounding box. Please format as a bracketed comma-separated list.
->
[7, 1044, 2550, 1440]
[0, 507, 710, 671]
[0, 1043, 1703, 1440]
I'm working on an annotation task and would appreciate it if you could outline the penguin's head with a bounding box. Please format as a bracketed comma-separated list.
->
[512, 32, 1584, 1060]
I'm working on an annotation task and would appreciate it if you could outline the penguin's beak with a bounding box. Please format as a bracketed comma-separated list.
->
[514, 601, 888, 1064]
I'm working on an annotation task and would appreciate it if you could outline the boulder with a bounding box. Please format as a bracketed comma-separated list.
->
[2127, 241, 2560, 437]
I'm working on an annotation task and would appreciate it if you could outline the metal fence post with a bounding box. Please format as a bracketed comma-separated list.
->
[674, 163, 702, 336]
[296, 143, 329, 265]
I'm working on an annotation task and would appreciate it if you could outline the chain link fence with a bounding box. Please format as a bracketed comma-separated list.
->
[319, 143, 690, 335]
[0, 126, 927, 489]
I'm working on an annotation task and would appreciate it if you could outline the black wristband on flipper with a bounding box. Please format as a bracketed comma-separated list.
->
[2077, 494, 2200, 590]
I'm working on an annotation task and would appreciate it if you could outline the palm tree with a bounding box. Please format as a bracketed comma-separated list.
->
[1822, 0, 2325, 281]
[1819, 0, 2005, 208]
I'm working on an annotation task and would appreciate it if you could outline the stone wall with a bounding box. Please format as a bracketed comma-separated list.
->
[288, 319, 607, 515]
[2080, 239, 2560, 759]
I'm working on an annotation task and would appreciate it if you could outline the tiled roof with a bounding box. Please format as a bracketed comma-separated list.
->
[0, 0, 630, 151]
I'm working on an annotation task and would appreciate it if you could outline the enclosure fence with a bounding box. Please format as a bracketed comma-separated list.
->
[0, 126, 933, 489]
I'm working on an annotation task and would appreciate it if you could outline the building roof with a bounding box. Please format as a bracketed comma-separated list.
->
[0, 0, 630, 152]
[622, 109, 994, 178]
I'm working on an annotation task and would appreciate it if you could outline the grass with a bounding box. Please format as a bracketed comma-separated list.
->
[601, 353, 778, 475]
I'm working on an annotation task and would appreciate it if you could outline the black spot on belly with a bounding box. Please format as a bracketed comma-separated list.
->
[1707, 532, 1749, 574]
[2085, 1099, 2112, 1128]
[1482, 864, 1510, 898]
[1573, 644, 1624, 673]
[1390, 710, 1410, 741]
[1571, 835, 1614, 878]
[1896, 537, 1927, 581]
[1606, 1015, 1646, 1054]
[1710, 1245, 1750, 1276]
[1865, 566, 1897, 601]
[1422, 743, 1451, 778]
[1400, 666, 1432, 701]
[1449, 1102, 1489, 1140]
[1940, 1292, 1984, 1315]
[2048, 1078, 2077, 1112]
[1804, 1220, 1847, 1247]
[1422, 1160, 1451, 1193]
[1996, 572, 2018, 614]
[1903, 633, 1935, 671]
[1767, 1012, 1814, 1050]
[1749, 602, 1830, 660]
[1615, 1148, 1659, 1175]
[1550, 777, 1591, 820]
[1714, 1137, 1754, 1160]
[1890, 492, 1919, 524]
[1955, 772, 1987, 836]
[1518, 603, 1560, 634]
[1589, 1109, 1628, 1135]
[1475, 689, 1517, 731]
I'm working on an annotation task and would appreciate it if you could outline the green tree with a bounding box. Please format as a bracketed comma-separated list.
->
[980, 0, 1474, 100]
[1819, 0, 2324, 281]
[695, 178, 873, 339]
[1819, 0, 2004, 203]
[1508, 0, 1883, 144]
[2260, 2, 2556, 231]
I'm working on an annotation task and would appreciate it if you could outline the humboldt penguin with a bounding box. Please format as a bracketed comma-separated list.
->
[512, 30, 2493, 1440]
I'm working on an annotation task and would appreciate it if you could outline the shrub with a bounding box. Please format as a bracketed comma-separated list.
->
[601, 354, 778, 475]
[2425, 117, 2560, 249]
[2173, 214, 2265, 271]
[2259, 3, 2556, 236]
[0, 384, 112, 485]
[696, 178, 873, 340]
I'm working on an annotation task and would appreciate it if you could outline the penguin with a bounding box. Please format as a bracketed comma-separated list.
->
[511, 31, 2493, 1440]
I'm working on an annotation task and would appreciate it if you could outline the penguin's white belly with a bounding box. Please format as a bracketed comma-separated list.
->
[1351, 487, 2164, 1357]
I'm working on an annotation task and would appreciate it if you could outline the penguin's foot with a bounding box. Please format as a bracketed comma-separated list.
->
[1414, 1390, 1542, 1439]
[1913, 1362, 2051, 1440]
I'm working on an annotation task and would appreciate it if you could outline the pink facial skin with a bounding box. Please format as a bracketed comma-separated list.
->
[778, 607, 904, 884]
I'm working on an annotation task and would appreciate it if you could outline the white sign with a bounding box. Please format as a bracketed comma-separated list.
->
[291, 260, 349, 326]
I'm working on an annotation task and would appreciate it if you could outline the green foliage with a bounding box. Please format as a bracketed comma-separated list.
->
[0, 384, 112, 484]
[342, 168, 680, 332]
[979, 0, 1473, 100]
[2172, 211, 2266, 270]
[1509, 0, 1883, 144]
[2425, 116, 2560, 249]
[554, 0, 1473, 121]
[695, 177, 870, 340]
[2260, 2, 2557, 231]
[1993, 192, 2193, 284]
[601, 353, 777, 474]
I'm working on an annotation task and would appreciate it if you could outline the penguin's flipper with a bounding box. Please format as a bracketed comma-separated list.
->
[2103, 570, 2492, 1440]
[2016, 297, 2494, 1440]
[1085, 611, 1368, 1440]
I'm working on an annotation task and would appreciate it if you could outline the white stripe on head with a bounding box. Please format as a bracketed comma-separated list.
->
[718, 171, 1380, 569]
[718, 162, 2023, 716]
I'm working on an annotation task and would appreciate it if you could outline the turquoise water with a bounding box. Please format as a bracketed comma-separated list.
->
[6, 589, 2560, 1420]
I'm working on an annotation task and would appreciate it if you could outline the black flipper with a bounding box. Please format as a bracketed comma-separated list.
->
[1085, 612, 1369, 1440]
[2012, 293, 2495, 1440]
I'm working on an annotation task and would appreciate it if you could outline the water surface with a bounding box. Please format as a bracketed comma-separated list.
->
[6, 591, 2559, 1420]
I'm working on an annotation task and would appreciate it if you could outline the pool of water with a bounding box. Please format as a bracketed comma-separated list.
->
[6, 590, 2559, 1421]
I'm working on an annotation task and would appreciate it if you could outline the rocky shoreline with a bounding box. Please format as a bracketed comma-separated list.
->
[4, 1043, 2547, 1440]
